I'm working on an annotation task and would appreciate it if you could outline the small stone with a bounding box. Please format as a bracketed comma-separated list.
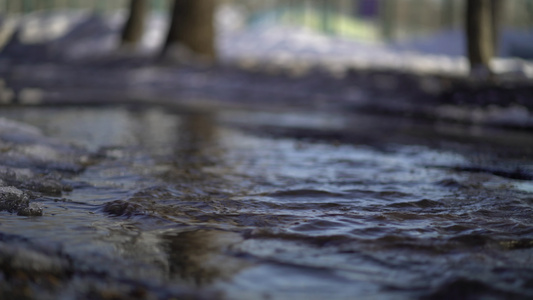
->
[17, 203, 43, 217]
[0, 186, 29, 213]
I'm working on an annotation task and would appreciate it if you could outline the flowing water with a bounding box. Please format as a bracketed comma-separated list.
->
[1, 105, 533, 299]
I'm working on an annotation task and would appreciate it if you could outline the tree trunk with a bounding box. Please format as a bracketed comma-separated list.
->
[161, 0, 216, 62]
[441, 0, 455, 27]
[490, 0, 503, 56]
[320, 0, 332, 34]
[121, 0, 148, 47]
[380, 0, 396, 41]
[465, 0, 496, 75]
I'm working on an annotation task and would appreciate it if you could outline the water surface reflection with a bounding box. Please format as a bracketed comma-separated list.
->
[0, 106, 532, 299]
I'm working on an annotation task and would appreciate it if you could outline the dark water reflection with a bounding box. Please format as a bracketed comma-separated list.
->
[1, 106, 533, 299]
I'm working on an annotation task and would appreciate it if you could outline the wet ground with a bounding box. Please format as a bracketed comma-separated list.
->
[1, 104, 533, 299]
[0, 7, 533, 299]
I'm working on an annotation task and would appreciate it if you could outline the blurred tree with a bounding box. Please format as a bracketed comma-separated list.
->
[466, 0, 501, 76]
[320, 0, 332, 34]
[161, 0, 216, 62]
[380, 0, 396, 41]
[490, 0, 503, 55]
[441, 0, 456, 27]
[120, 0, 148, 48]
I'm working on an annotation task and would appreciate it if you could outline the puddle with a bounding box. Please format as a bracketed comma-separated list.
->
[0, 105, 533, 299]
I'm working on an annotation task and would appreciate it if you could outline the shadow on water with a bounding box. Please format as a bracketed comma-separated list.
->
[162, 229, 248, 286]
[1, 105, 533, 299]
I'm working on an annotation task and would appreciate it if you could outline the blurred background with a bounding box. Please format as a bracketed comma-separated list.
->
[1, 3, 533, 299]
[0, 0, 532, 72]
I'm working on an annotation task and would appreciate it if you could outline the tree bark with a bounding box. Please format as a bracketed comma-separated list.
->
[465, 0, 497, 75]
[441, 0, 455, 27]
[161, 0, 216, 62]
[121, 0, 148, 47]
[490, 0, 503, 56]
[380, 0, 396, 41]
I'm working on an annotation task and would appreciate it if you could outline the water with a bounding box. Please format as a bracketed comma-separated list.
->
[1, 105, 533, 299]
